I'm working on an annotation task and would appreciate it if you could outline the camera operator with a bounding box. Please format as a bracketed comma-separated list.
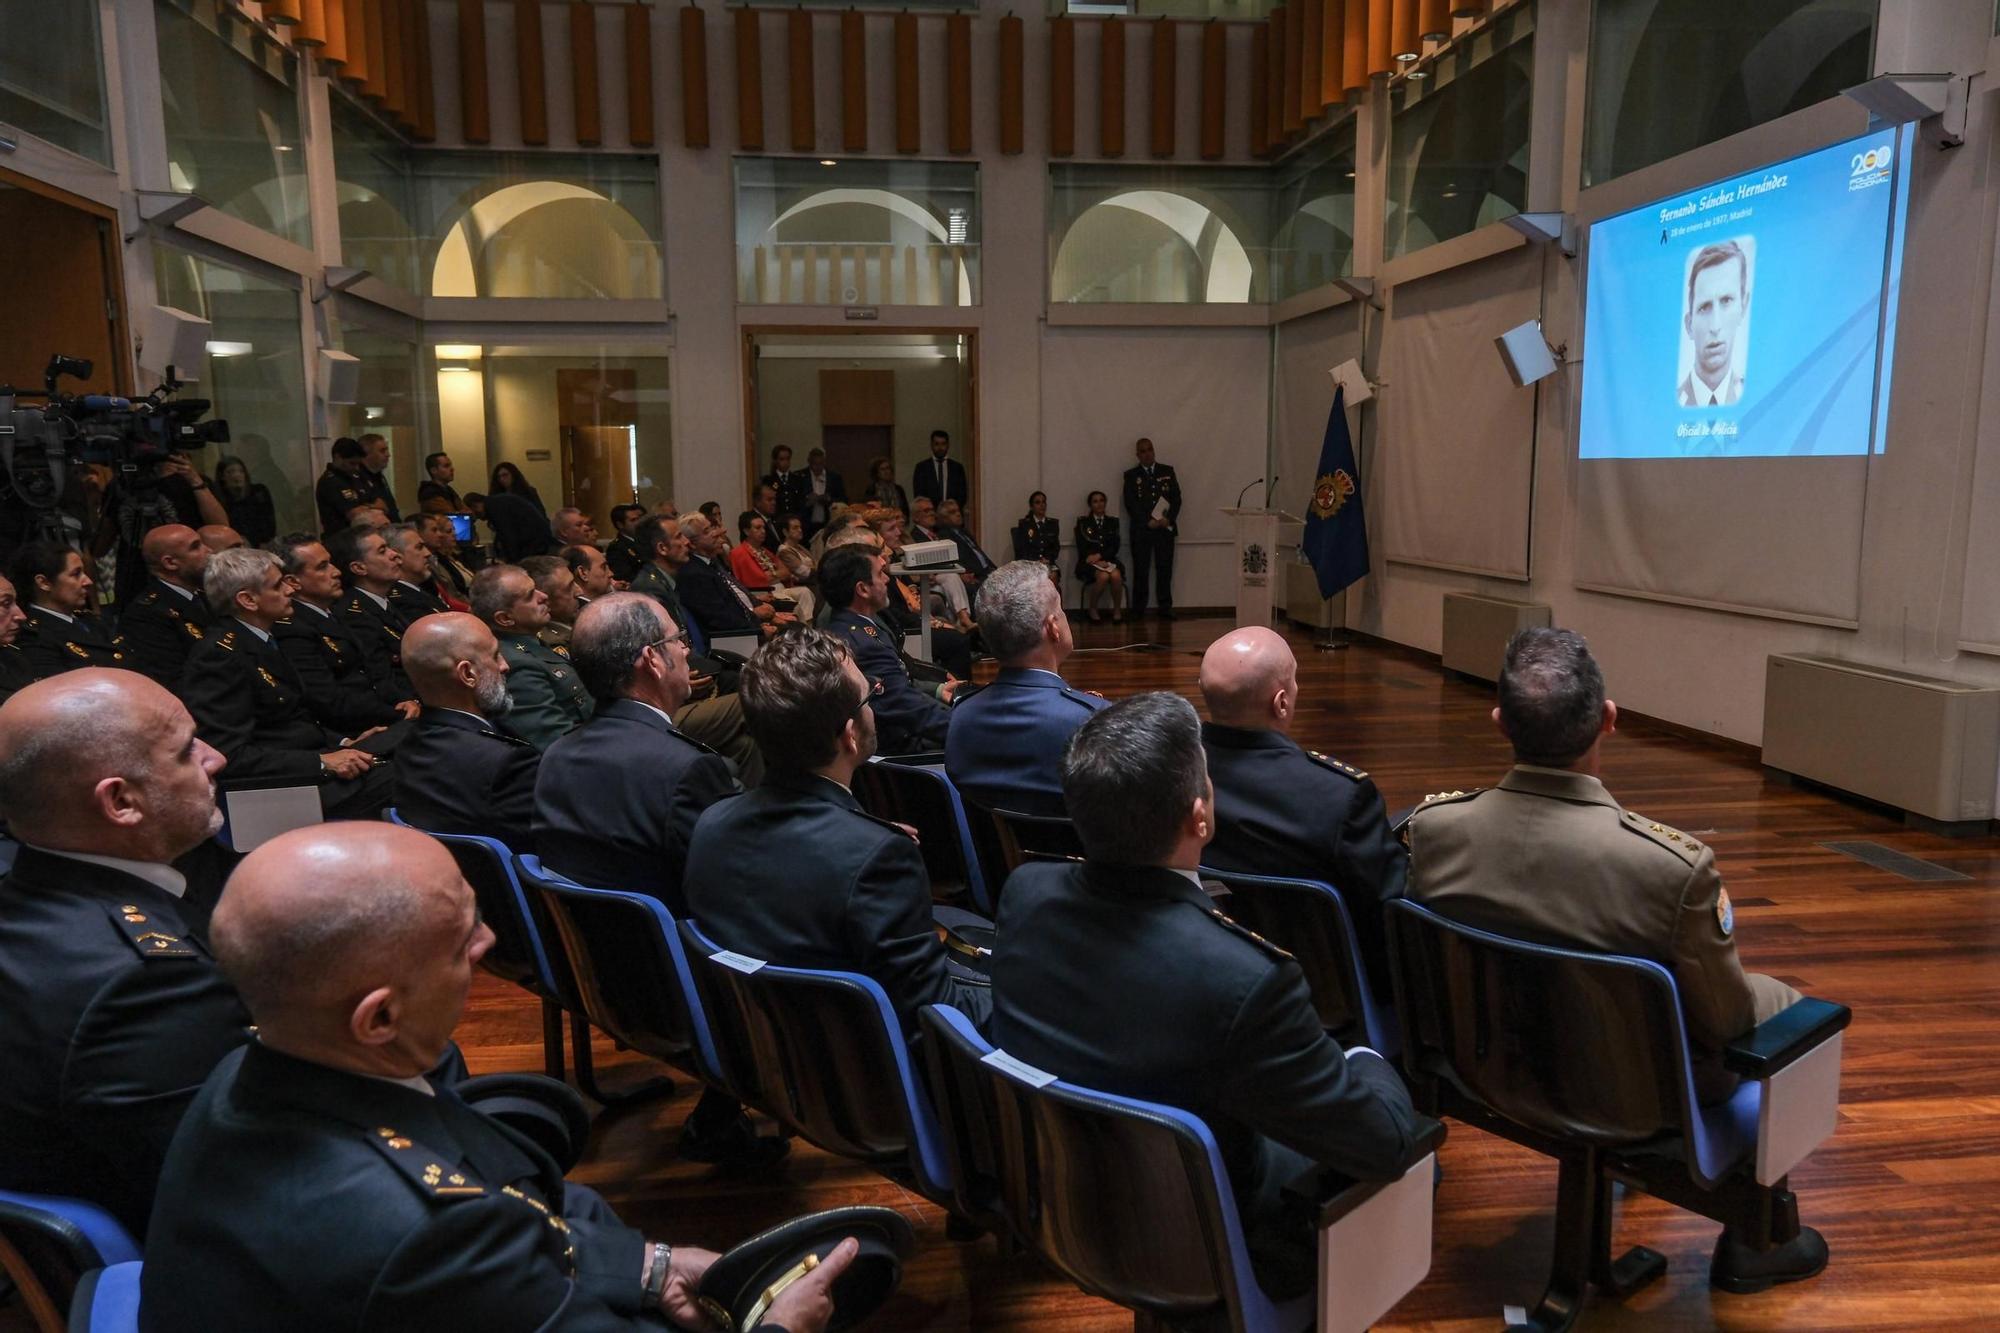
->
[92, 448, 228, 607]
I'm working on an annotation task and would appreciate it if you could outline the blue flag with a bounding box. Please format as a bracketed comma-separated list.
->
[1301, 387, 1370, 600]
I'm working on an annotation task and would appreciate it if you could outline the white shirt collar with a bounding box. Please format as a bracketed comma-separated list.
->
[630, 699, 674, 727]
[36, 607, 74, 623]
[233, 618, 272, 643]
[363, 1070, 437, 1097]
[1172, 867, 1204, 890]
[435, 707, 496, 731]
[24, 844, 187, 899]
[294, 598, 333, 619]
[160, 580, 197, 601]
[358, 588, 390, 611]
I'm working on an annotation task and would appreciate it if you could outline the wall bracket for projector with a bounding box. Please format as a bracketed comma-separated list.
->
[313, 266, 373, 303]
[1842, 73, 1970, 148]
[1501, 211, 1576, 257]
[124, 190, 205, 242]
[1332, 276, 1383, 310]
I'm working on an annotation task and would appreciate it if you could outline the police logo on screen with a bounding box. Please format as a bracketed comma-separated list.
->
[1849, 143, 1892, 192]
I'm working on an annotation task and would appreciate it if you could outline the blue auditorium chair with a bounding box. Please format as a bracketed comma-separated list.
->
[1387, 899, 1850, 1332]
[65, 1259, 140, 1332]
[918, 1004, 1444, 1333]
[0, 1191, 139, 1327]
[851, 757, 992, 912]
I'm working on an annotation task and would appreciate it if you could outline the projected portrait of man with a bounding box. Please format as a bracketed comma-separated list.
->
[1678, 239, 1750, 408]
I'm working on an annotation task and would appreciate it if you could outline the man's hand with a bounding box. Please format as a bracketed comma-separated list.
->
[656, 1245, 721, 1328]
[893, 821, 922, 844]
[754, 604, 776, 623]
[688, 672, 714, 693]
[393, 700, 421, 720]
[1148, 517, 1167, 529]
[347, 725, 388, 745]
[773, 611, 797, 626]
[760, 1238, 860, 1333]
[319, 749, 373, 780]
[938, 679, 958, 704]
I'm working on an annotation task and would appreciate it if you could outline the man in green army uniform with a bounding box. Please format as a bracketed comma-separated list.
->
[468, 563, 592, 748]
[1404, 626, 1825, 1295]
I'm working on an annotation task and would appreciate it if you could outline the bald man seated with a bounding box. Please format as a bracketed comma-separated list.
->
[198, 524, 247, 553]
[391, 613, 543, 851]
[142, 824, 856, 1332]
[119, 524, 215, 687]
[1198, 628, 1406, 1000]
[0, 670, 250, 1239]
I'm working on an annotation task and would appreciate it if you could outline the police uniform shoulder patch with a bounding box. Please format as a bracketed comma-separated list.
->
[859, 623, 879, 637]
[1306, 750, 1369, 782]
[1410, 787, 1482, 811]
[136, 590, 160, 607]
[549, 644, 570, 659]
[363, 1127, 489, 1201]
[184, 620, 204, 639]
[1206, 908, 1294, 961]
[257, 666, 279, 688]
[65, 641, 89, 659]
[105, 902, 197, 959]
[214, 630, 236, 651]
[1619, 810, 1704, 864]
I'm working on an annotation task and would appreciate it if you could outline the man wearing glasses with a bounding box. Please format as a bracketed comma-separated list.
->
[532, 593, 788, 1170]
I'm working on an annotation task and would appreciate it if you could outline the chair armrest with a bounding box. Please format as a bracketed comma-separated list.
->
[1724, 997, 1851, 1078]
[1308, 1117, 1447, 1228]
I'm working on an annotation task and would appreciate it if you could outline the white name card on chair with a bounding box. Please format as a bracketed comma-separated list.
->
[710, 951, 768, 975]
[1755, 1031, 1843, 1185]
[222, 786, 323, 853]
[980, 1048, 1058, 1089]
[1317, 1152, 1435, 1333]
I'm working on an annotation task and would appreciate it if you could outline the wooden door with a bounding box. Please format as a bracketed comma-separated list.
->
[0, 178, 127, 395]
[556, 367, 636, 522]
[822, 424, 893, 496]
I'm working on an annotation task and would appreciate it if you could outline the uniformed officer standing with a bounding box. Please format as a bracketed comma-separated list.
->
[1198, 627, 1405, 1000]
[181, 549, 392, 819]
[314, 437, 393, 536]
[991, 693, 1428, 1298]
[1404, 626, 1823, 1293]
[470, 563, 592, 748]
[819, 546, 951, 755]
[945, 560, 1106, 816]
[119, 524, 214, 686]
[8, 540, 128, 674]
[1120, 436, 1182, 619]
[604, 504, 648, 583]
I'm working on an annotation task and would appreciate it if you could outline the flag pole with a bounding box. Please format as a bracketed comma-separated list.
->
[1315, 591, 1349, 651]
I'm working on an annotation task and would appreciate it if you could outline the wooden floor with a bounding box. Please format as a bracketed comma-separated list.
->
[454, 616, 2000, 1332]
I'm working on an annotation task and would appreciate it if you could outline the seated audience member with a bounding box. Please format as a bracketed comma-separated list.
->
[936, 498, 997, 584]
[0, 670, 247, 1238]
[820, 546, 952, 755]
[183, 548, 393, 818]
[864, 507, 974, 676]
[1404, 626, 1824, 1288]
[10, 540, 128, 673]
[419, 511, 476, 603]
[992, 692, 1426, 1297]
[120, 524, 214, 686]
[328, 523, 414, 693]
[198, 524, 248, 553]
[141, 824, 850, 1330]
[550, 505, 598, 547]
[519, 554, 583, 649]
[944, 560, 1105, 816]
[469, 564, 592, 748]
[604, 503, 648, 582]
[0, 575, 30, 706]
[384, 522, 450, 625]
[534, 594, 737, 908]
[685, 626, 993, 1034]
[416, 450, 464, 512]
[484, 488, 555, 562]
[776, 514, 816, 585]
[908, 495, 941, 543]
[730, 510, 785, 590]
[393, 613, 541, 850]
[1012, 491, 1063, 585]
[679, 511, 791, 639]
[272, 533, 418, 736]
[1199, 627, 1404, 997]
[563, 541, 617, 607]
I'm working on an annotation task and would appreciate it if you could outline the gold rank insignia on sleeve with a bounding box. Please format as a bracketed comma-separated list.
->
[257, 667, 279, 688]
[185, 622, 204, 639]
[1308, 751, 1368, 781]
[105, 902, 198, 958]
[65, 642, 89, 659]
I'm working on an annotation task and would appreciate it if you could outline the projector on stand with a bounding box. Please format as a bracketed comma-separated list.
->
[899, 539, 960, 570]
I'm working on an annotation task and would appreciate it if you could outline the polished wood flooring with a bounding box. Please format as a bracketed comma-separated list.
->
[454, 617, 2000, 1332]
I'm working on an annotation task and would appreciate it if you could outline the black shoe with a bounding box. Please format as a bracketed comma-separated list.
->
[1710, 1225, 1828, 1293]
[678, 1113, 791, 1170]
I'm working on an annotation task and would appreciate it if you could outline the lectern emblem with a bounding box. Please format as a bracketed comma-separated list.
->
[1241, 543, 1269, 576]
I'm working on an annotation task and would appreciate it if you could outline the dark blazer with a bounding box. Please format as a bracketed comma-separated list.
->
[992, 859, 1425, 1294]
[685, 771, 991, 1035]
[677, 554, 760, 637]
[604, 532, 646, 583]
[141, 1043, 655, 1333]
[944, 667, 1105, 816]
[315, 463, 391, 535]
[0, 645, 33, 707]
[1200, 723, 1407, 1000]
[18, 606, 128, 676]
[1072, 515, 1122, 582]
[941, 525, 997, 579]
[0, 848, 250, 1239]
[764, 469, 813, 519]
[1012, 515, 1062, 565]
[393, 710, 543, 853]
[484, 491, 554, 562]
[532, 698, 738, 912]
[276, 600, 406, 735]
[223, 483, 278, 546]
[1122, 461, 1183, 532]
[628, 564, 738, 690]
[336, 588, 412, 698]
[911, 456, 969, 508]
[389, 579, 450, 629]
[829, 608, 949, 755]
[118, 579, 213, 686]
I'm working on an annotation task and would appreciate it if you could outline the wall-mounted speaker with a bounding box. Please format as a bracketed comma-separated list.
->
[318, 349, 362, 405]
[1495, 319, 1560, 388]
[142, 305, 211, 382]
[1328, 357, 1374, 405]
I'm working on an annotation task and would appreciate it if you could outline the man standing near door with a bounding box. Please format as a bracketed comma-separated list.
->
[911, 430, 968, 511]
[1122, 437, 1181, 620]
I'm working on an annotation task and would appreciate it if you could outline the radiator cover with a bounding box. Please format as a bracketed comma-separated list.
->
[1441, 594, 1550, 683]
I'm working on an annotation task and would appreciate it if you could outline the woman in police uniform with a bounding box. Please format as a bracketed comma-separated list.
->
[8, 540, 127, 676]
[1072, 491, 1125, 623]
[1012, 491, 1062, 587]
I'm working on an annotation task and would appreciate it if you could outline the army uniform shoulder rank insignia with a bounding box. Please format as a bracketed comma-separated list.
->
[105, 902, 197, 958]
[1620, 810, 1703, 862]
[215, 631, 236, 650]
[1308, 751, 1368, 782]
[1207, 908, 1294, 961]
[65, 642, 89, 659]
[1416, 787, 1480, 808]
[339, 488, 358, 502]
[550, 644, 570, 659]
[365, 1127, 488, 1200]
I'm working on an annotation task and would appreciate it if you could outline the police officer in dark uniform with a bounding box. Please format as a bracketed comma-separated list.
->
[945, 561, 1105, 816]
[180, 549, 393, 819]
[685, 626, 992, 1034]
[120, 523, 214, 686]
[328, 523, 415, 697]
[1198, 627, 1405, 999]
[272, 534, 418, 738]
[8, 540, 128, 674]
[0, 574, 30, 707]
[385, 522, 451, 628]
[315, 437, 391, 535]
[604, 504, 649, 583]
[820, 546, 951, 755]
[141, 824, 851, 1333]
[1012, 491, 1063, 581]
[992, 693, 1428, 1298]
[394, 614, 543, 853]
[0, 670, 248, 1240]
[1121, 436, 1182, 618]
